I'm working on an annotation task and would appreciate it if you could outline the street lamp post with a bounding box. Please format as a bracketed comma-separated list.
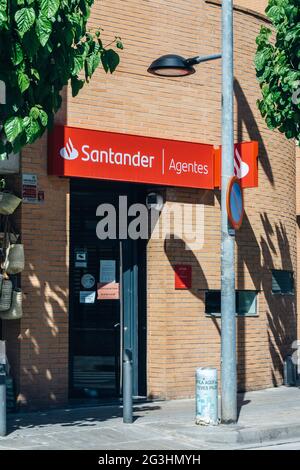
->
[148, 0, 237, 423]
[220, 0, 237, 424]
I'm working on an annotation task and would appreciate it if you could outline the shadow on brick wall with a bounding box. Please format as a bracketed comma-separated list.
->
[234, 78, 274, 186]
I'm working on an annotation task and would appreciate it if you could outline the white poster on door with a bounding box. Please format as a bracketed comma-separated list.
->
[100, 260, 116, 283]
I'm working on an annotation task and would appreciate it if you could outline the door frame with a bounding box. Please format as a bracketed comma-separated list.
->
[68, 178, 147, 400]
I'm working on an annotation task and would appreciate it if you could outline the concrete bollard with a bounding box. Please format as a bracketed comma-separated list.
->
[123, 349, 133, 424]
[195, 367, 219, 426]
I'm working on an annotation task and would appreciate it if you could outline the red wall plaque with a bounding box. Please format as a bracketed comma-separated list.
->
[175, 265, 192, 289]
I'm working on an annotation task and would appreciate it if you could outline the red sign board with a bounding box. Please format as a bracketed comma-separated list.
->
[48, 126, 215, 189]
[48, 126, 259, 190]
[213, 141, 259, 188]
[175, 265, 192, 289]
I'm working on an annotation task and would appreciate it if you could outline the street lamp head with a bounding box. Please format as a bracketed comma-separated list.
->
[147, 54, 196, 77]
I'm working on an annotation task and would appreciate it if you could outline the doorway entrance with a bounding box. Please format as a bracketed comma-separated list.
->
[69, 179, 147, 400]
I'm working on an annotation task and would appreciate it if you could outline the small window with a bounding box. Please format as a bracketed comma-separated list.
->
[205, 291, 221, 315]
[205, 290, 258, 317]
[272, 270, 294, 295]
[237, 291, 257, 316]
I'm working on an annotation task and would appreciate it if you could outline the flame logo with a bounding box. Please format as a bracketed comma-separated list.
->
[234, 148, 249, 179]
[60, 138, 79, 160]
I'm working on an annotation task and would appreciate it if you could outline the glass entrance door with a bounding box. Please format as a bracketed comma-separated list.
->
[69, 180, 147, 400]
[71, 242, 121, 398]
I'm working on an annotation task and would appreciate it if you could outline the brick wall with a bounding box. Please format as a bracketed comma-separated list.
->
[235, 1, 268, 16]
[2, 0, 296, 407]
[2, 112, 70, 408]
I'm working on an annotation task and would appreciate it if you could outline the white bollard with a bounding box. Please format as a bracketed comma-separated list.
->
[195, 367, 219, 426]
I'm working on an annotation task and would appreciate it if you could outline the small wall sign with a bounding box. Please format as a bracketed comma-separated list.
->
[22, 173, 38, 203]
[75, 250, 87, 268]
[81, 274, 95, 289]
[175, 265, 192, 289]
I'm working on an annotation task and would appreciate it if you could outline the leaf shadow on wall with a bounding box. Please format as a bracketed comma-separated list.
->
[163, 233, 251, 417]
[260, 214, 297, 387]
[163, 200, 297, 418]
[234, 78, 274, 186]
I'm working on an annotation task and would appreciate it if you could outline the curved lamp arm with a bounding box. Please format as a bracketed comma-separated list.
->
[186, 53, 222, 66]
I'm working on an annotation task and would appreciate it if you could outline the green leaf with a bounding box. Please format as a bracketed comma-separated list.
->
[15, 7, 36, 38]
[266, 5, 284, 24]
[41, 0, 60, 19]
[31, 68, 40, 81]
[0, 0, 7, 10]
[11, 42, 24, 65]
[85, 49, 100, 79]
[36, 13, 52, 47]
[4, 116, 23, 142]
[29, 106, 40, 119]
[71, 76, 84, 97]
[23, 116, 41, 143]
[72, 55, 84, 75]
[255, 48, 272, 72]
[39, 109, 48, 126]
[17, 71, 30, 93]
[105, 49, 120, 73]
[0, 0, 7, 29]
[22, 27, 40, 58]
[0, 12, 8, 30]
[115, 37, 123, 50]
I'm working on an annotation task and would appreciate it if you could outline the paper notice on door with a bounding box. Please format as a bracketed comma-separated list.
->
[97, 282, 120, 300]
[80, 291, 96, 304]
[100, 260, 116, 283]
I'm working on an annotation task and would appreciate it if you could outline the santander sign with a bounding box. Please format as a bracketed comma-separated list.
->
[49, 125, 215, 189]
[48, 125, 258, 189]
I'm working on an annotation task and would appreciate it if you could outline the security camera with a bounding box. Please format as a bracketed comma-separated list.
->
[146, 192, 164, 211]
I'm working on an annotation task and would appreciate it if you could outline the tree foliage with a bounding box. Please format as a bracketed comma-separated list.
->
[255, 0, 300, 142]
[0, 0, 122, 158]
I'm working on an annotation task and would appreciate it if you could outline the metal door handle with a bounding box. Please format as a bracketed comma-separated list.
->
[114, 322, 120, 328]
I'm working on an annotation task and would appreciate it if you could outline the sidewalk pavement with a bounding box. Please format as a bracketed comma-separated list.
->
[1, 386, 300, 450]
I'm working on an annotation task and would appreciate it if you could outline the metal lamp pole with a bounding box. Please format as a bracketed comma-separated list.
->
[221, 0, 237, 423]
[147, 0, 237, 424]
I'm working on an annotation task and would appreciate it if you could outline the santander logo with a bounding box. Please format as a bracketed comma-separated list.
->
[234, 148, 249, 179]
[60, 138, 79, 160]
